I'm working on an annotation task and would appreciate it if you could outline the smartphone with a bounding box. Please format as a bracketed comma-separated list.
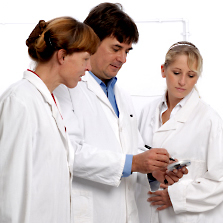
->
[167, 160, 191, 171]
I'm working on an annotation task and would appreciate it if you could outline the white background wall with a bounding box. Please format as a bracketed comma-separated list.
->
[1, 0, 223, 118]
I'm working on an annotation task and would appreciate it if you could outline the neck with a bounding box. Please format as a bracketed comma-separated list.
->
[166, 93, 182, 112]
[34, 62, 59, 93]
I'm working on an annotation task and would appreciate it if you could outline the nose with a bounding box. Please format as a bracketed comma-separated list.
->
[117, 50, 127, 64]
[179, 74, 186, 86]
[85, 60, 92, 71]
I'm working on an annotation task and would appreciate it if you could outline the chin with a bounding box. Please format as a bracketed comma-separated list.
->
[67, 82, 78, 89]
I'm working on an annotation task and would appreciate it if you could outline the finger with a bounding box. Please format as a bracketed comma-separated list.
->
[150, 201, 165, 206]
[166, 170, 183, 181]
[165, 175, 175, 185]
[151, 160, 169, 169]
[148, 191, 163, 196]
[160, 183, 168, 189]
[152, 148, 169, 156]
[148, 195, 163, 202]
[172, 169, 178, 174]
[156, 153, 170, 163]
[148, 198, 162, 203]
[157, 205, 168, 211]
[180, 167, 189, 174]
[148, 150, 169, 164]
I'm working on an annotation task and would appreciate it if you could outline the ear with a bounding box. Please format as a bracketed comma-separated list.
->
[161, 64, 166, 78]
[57, 49, 66, 65]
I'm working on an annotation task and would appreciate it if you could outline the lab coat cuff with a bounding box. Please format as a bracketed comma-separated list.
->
[168, 181, 187, 214]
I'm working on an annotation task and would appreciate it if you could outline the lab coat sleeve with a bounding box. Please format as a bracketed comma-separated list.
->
[54, 85, 125, 187]
[137, 108, 160, 191]
[168, 114, 223, 214]
[0, 94, 32, 223]
[72, 142, 125, 187]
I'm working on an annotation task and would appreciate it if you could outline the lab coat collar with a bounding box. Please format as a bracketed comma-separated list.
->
[82, 72, 117, 116]
[23, 70, 67, 139]
[155, 88, 200, 132]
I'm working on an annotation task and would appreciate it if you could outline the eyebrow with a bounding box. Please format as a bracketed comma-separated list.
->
[114, 44, 133, 51]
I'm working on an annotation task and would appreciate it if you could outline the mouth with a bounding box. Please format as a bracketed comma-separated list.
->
[176, 87, 186, 92]
[110, 64, 121, 69]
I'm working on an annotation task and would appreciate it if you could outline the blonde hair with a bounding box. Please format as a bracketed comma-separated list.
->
[26, 16, 99, 62]
[164, 41, 203, 76]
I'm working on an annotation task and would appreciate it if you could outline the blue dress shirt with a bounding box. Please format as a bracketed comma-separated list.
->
[89, 71, 133, 177]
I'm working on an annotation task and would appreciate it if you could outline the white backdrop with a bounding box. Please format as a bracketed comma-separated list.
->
[1, 0, 223, 118]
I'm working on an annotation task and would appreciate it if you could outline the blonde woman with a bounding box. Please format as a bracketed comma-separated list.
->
[137, 41, 223, 223]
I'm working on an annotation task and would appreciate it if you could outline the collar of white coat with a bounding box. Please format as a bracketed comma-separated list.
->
[153, 88, 200, 132]
[159, 89, 193, 125]
[23, 70, 67, 139]
[81, 72, 118, 116]
[23, 70, 55, 106]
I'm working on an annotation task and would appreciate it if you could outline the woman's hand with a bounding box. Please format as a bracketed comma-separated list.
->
[152, 166, 188, 185]
[148, 188, 172, 211]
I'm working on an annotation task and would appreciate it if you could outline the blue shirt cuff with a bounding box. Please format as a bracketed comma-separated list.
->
[122, 154, 133, 177]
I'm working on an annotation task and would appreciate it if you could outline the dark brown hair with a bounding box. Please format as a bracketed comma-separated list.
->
[84, 3, 139, 44]
[26, 16, 99, 62]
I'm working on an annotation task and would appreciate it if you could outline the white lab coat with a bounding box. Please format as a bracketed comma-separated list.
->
[0, 70, 73, 223]
[136, 89, 223, 223]
[54, 72, 149, 223]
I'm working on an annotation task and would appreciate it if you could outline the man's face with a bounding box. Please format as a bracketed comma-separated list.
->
[90, 36, 133, 82]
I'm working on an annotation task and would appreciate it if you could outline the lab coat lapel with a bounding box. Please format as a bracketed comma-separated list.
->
[153, 89, 200, 147]
[114, 85, 123, 121]
[174, 89, 200, 123]
[114, 85, 127, 125]
[82, 72, 116, 115]
[23, 71, 67, 141]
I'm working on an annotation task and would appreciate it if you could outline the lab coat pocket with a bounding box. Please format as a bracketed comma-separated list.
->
[71, 189, 93, 223]
[182, 159, 206, 181]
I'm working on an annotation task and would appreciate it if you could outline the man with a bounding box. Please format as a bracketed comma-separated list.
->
[54, 3, 186, 223]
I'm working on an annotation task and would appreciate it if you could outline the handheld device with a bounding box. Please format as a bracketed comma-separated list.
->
[167, 160, 191, 171]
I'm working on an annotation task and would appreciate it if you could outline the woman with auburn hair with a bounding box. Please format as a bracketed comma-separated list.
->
[137, 41, 223, 223]
[0, 16, 99, 223]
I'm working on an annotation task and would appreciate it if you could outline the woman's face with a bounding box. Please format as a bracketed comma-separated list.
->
[60, 51, 91, 88]
[161, 54, 199, 106]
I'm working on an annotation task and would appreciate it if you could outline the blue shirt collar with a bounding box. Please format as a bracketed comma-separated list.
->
[89, 71, 117, 89]
[89, 71, 119, 117]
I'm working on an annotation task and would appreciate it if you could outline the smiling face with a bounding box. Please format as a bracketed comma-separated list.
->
[162, 54, 199, 107]
[90, 36, 133, 83]
[60, 51, 91, 88]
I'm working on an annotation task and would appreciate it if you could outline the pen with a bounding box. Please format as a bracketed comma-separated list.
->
[145, 144, 175, 185]
[145, 145, 175, 161]
[144, 145, 152, 150]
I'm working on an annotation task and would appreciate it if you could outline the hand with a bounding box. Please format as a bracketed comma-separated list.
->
[151, 169, 167, 183]
[148, 189, 172, 211]
[132, 148, 169, 174]
[164, 166, 188, 185]
[150, 159, 188, 184]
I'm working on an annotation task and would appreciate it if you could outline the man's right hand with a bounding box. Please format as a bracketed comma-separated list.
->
[131, 148, 169, 174]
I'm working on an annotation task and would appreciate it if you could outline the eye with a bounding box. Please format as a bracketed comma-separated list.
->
[173, 71, 180, 75]
[113, 48, 119, 52]
[188, 72, 197, 78]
